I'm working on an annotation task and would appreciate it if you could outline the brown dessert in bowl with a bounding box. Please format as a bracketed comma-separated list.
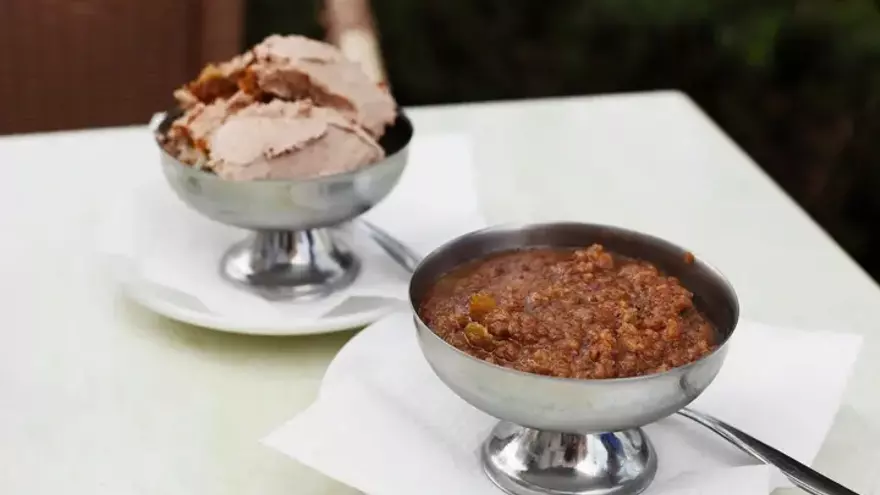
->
[409, 222, 738, 495]
[419, 244, 715, 379]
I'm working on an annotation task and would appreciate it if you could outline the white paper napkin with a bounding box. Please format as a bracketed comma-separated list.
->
[264, 312, 862, 495]
[96, 133, 483, 323]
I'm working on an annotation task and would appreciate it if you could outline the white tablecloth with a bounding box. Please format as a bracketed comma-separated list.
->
[0, 91, 877, 494]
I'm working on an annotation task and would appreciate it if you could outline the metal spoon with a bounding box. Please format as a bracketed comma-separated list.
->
[357, 219, 422, 273]
[678, 408, 857, 495]
[357, 218, 859, 495]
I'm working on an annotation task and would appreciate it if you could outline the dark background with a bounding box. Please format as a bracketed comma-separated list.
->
[3, 0, 880, 281]
[251, 0, 880, 280]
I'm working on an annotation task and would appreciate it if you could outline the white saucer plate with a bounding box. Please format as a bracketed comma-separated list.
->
[110, 258, 407, 336]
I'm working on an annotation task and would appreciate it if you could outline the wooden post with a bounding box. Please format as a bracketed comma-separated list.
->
[322, 0, 386, 84]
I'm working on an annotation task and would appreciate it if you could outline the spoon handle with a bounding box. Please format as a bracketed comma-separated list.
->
[357, 220, 421, 274]
[678, 408, 859, 495]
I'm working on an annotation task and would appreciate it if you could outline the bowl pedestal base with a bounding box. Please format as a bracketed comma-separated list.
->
[220, 227, 360, 301]
[482, 422, 658, 495]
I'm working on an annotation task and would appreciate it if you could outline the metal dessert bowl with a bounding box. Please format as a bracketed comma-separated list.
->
[408, 222, 740, 495]
[151, 109, 413, 301]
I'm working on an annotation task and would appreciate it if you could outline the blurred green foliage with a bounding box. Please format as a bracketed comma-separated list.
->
[245, 0, 322, 47]
[247, 0, 880, 277]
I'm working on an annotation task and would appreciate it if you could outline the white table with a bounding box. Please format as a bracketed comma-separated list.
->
[1, 91, 877, 494]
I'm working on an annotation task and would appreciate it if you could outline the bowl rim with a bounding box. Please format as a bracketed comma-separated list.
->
[151, 108, 414, 185]
[408, 221, 740, 386]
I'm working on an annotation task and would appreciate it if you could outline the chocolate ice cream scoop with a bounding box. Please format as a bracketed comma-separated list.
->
[164, 34, 398, 182]
[209, 100, 384, 181]
[249, 35, 396, 137]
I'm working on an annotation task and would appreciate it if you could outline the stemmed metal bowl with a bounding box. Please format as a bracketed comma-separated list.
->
[408, 223, 740, 495]
[152, 110, 413, 300]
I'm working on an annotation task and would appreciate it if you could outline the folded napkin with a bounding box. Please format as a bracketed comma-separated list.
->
[96, 133, 483, 322]
[264, 312, 862, 495]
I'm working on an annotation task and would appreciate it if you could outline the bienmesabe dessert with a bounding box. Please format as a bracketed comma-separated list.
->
[419, 244, 717, 379]
[159, 35, 397, 181]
